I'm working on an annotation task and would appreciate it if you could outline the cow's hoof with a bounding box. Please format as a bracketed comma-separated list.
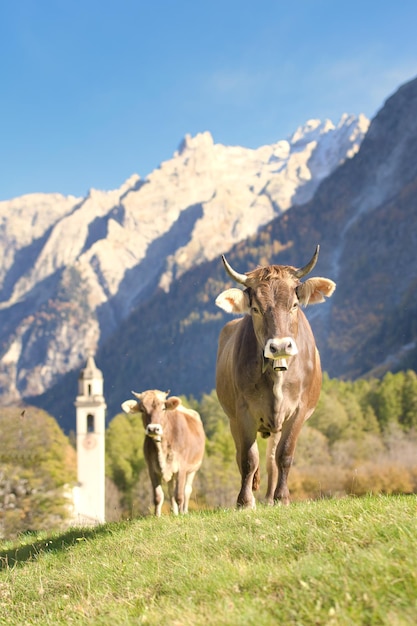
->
[237, 495, 256, 509]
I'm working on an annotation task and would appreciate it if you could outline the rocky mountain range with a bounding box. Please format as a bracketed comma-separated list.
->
[4, 74, 417, 434]
[30, 73, 417, 432]
[0, 113, 368, 409]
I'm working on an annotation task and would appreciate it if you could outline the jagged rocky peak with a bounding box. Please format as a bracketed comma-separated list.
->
[176, 131, 214, 156]
[267, 140, 291, 161]
[341, 111, 369, 132]
[85, 173, 142, 199]
[289, 114, 369, 150]
[0, 191, 80, 230]
[290, 118, 335, 145]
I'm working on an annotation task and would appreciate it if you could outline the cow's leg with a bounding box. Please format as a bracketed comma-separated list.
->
[229, 417, 242, 476]
[238, 424, 260, 509]
[274, 416, 303, 505]
[183, 471, 196, 513]
[153, 484, 164, 516]
[229, 414, 259, 508]
[167, 478, 179, 515]
[148, 469, 164, 516]
[265, 431, 281, 505]
[239, 439, 259, 508]
[175, 471, 187, 514]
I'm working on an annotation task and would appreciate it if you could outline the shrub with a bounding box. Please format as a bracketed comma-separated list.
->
[345, 463, 414, 496]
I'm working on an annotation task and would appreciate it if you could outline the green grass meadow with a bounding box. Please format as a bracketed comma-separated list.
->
[0, 495, 416, 625]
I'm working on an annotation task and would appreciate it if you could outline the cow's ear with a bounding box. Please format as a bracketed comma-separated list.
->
[165, 396, 181, 411]
[297, 278, 336, 306]
[121, 400, 140, 414]
[215, 288, 250, 314]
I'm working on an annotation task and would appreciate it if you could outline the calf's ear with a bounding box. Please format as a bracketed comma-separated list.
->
[165, 396, 181, 411]
[121, 400, 140, 414]
[297, 278, 336, 306]
[215, 288, 250, 314]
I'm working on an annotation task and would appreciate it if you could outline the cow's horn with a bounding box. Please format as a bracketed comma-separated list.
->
[131, 390, 142, 399]
[221, 255, 249, 285]
[294, 245, 320, 279]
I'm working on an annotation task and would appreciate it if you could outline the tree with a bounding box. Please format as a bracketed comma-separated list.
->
[400, 370, 417, 430]
[309, 389, 349, 444]
[0, 406, 76, 539]
[105, 411, 146, 514]
[197, 390, 229, 438]
[373, 371, 404, 429]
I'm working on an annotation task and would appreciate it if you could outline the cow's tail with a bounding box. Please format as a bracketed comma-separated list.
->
[252, 467, 260, 491]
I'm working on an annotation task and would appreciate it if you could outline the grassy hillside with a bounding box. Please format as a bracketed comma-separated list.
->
[1, 495, 416, 625]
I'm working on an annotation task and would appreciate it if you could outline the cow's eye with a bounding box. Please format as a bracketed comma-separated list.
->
[251, 306, 260, 315]
[292, 301, 299, 311]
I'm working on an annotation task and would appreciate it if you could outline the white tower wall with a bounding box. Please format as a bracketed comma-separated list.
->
[74, 354, 106, 525]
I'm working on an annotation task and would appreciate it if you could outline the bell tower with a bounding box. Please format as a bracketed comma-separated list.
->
[74, 353, 106, 524]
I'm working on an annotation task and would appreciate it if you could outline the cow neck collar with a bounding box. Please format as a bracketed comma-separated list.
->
[262, 356, 288, 373]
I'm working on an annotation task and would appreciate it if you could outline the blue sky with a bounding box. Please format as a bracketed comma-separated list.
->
[1, 0, 417, 201]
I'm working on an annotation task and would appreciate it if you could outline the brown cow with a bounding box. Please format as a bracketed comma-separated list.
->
[121, 390, 205, 516]
[215, 245, 335, 508]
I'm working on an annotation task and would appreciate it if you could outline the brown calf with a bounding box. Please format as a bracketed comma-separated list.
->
[122, 389, 205, 516]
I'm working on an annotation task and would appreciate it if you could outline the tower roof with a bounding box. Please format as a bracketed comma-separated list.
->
[78, 353, 103, 380]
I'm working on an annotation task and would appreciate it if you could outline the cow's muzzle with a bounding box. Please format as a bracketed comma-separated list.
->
[146, 424, 163, 442]
[263, 337, 298, 371]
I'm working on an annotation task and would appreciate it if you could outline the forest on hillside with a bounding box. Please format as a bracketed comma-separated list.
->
[105, 370, 417, 519]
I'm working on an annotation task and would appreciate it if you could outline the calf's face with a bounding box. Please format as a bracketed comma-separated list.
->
[121, 390, 181, 442]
